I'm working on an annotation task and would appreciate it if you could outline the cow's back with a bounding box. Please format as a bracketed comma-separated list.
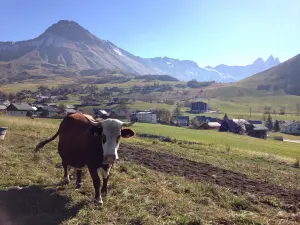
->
[58, 113, 102, 168]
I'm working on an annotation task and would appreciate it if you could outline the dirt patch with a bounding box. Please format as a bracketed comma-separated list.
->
[119, 144, 300, 205]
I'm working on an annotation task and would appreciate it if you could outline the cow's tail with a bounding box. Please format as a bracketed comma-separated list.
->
[34, 130, 59, 152]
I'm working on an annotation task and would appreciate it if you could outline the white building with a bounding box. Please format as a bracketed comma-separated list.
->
[280, 121, 300, 135]
[136, 112, 157, 123]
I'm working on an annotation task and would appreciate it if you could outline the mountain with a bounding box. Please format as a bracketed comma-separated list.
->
[205, 55, 280, 81]
[0, 20, 281, 84]
[203, 54, 300, 98]
[139, 56, 235, 82]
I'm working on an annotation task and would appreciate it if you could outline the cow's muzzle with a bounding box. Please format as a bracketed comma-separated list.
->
[104, 155, 116, 164]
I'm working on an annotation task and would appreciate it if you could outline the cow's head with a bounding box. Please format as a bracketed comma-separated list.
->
[87, 117, 135, 164]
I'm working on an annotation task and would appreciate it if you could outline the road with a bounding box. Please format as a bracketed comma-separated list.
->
[283, 139, 300, 144]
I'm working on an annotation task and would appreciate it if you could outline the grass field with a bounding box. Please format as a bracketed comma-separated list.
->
[0, 115, 300, 224]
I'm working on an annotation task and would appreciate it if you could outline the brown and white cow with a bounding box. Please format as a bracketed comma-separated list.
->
[34, 112, 135, 204]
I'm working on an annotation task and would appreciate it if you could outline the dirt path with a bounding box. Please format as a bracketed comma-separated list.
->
[119, 144, 300, 205]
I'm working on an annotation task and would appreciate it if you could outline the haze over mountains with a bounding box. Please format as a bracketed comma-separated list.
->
[0, 20, 281, 83]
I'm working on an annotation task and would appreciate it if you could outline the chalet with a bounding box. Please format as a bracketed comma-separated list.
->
[175, 116, 190, 126]
[247, 124, 268, 139]
[36, 105, 58, 118]
[6, 103, 35, 116]
[112, 98, 119, 103]
[0, 104, 7, 113]
[219, 119, 250, 134]
[280, 121, 300, 135]
[134, 111, 157, 123]
[190, 101, 208, 113]
[248, 120, 263, 125]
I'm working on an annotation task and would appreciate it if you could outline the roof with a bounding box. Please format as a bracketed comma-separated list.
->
[207, 122, 221, 127]
[65, 105, 75, 109]
[64, 108, 77, 113]
[0, 105, 7, 110]
[10, 103, 34, 111]
[252, 124, 268, 131]
[39, 106, 58, 112]
[93, 108, 112, 114]
[177, 116, 189, 121]
[248, 120, 263, 124]
[195, 116, 217, 122]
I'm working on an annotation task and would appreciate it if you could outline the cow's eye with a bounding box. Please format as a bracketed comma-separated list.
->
[102, 134, 107, 144]
[116, 135, 121, 143]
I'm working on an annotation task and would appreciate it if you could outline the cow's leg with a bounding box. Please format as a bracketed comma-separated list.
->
[100, 164, 111, 195]
[59, 161, 70, 185]
[75, 169, 83, 189]
[88, 166, 103, 205]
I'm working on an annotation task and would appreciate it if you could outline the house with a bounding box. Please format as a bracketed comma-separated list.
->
[247, 124, 268, 139]
[6, 103, 36, 116]
[280, 121, 300, 135]
[190, 101, 208, 113]
[36, 105, 58, 118]
[135, 111, 157, 123]
[93, 108, 112, 117]
[219, 119, 250, 134]
[175, 116, 190, 126]
[0, 104, 7, 113]
[248, 120, 263, 125]
[64, 108, 77, 115]
[112, 98, 119, 103]
[113, 108, 136, 118]
[194, 116, 219, 123]
[198, 122, 221, 130]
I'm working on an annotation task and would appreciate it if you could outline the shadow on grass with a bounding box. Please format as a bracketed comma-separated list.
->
[0, 185, 85, 225]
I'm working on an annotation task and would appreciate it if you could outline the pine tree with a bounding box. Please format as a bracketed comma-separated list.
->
[273, 120, 280, 132]
[223, 113, 229, 121]
[266, 114, 273, 131]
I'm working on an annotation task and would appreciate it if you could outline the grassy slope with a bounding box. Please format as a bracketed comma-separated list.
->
[0, 116, 300, 224]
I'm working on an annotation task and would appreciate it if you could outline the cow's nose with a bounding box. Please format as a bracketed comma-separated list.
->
[104, 155, 116, 163]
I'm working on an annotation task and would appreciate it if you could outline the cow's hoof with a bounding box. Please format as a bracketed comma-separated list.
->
[94, 198, 103, 205]
[75, 182, 83, 189]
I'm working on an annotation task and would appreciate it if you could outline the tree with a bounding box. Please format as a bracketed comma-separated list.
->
[297, 104, 300, 116]
[279, 106, 286, 115]
[266, 114, 273, 131]
[26, 111, 33, 117]
[264, 106, 272, 114]
[173, 105, 182, 118]
[262, 113, 267, 122]
[223, 113, 229, 121]
[58, 103, 66, 113]
[156, 109, 171, 124]
[273, 120, 280, 132]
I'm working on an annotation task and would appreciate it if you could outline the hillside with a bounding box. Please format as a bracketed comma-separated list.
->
[1, 116, 300, 224]
[204, 54, 300, 98]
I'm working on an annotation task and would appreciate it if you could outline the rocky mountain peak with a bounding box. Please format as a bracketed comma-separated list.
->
[41, 20, 97, 42]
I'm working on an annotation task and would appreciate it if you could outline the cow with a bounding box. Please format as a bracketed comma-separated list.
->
[34, 112, 135, 205]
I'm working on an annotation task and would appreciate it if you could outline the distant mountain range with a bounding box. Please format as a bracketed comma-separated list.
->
[0, 20, 281, 83]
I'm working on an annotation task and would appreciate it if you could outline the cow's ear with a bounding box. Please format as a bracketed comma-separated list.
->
[89, 127, 103, 137]
[121, 128, 135, 138]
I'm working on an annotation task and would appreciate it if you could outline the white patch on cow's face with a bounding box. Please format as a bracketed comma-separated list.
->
[101, 119, 123, 163]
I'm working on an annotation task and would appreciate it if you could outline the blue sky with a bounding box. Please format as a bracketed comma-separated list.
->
[1, 0, 300, 66]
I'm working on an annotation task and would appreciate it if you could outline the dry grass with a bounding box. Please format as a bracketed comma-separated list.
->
[0, 115, 299, 224]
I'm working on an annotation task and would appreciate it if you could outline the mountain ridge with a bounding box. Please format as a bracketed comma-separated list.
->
[0, 20, 281, 83]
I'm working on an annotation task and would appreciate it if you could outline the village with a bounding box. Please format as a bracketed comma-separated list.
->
[1, 90, 300, 141]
